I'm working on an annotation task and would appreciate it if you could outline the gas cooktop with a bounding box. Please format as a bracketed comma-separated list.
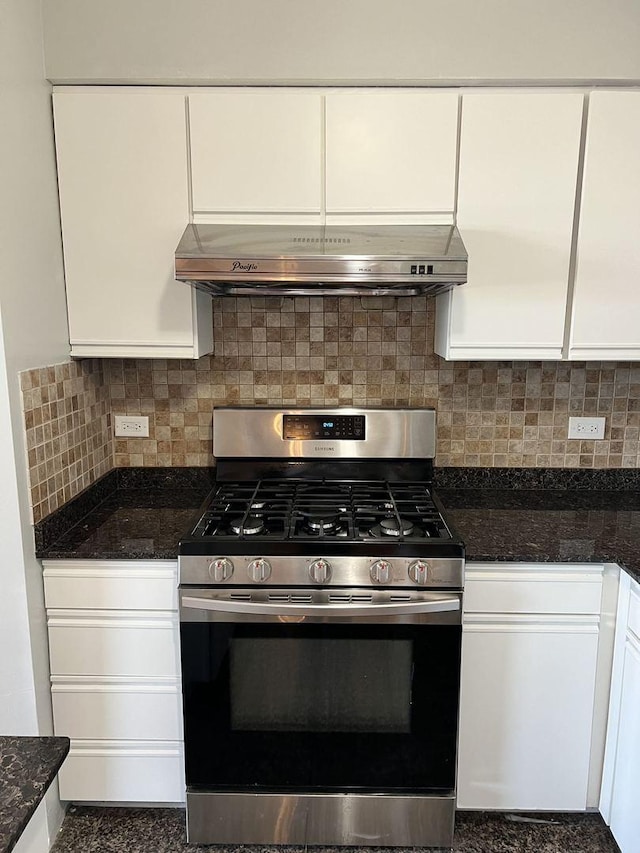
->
[189, 479, 452, 542]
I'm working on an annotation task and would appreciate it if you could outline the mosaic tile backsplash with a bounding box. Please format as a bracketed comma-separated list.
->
[20, 360, 112, 523]
[21, 296, 640, 521]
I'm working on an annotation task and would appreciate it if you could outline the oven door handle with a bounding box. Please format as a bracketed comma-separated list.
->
[180, 594, 461, 618]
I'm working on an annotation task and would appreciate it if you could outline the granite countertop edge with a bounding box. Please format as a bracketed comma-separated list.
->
[0, 736, 70, 853]
[38, 547, 640, 584]
[460, 552, 637, 576]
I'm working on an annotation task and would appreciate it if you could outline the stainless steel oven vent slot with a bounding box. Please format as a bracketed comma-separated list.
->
[328, 593, 373, 602]
[229, 593, 252, 600]
[267, 593, 313, 603]
[390, 594, 412, 601]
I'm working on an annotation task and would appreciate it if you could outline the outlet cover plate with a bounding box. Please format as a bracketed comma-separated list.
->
[568, 416, 606, 440]
[115, 415, 149, 437]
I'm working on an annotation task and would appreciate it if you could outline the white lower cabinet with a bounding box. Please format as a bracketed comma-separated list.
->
[43, 558, 621, 810]
[600, 574, 640, 853]
[457, 563, 612, 811]
[43, 560, 184, 803]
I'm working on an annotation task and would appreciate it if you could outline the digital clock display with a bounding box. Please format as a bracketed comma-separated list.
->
[283, 414, 366, 440]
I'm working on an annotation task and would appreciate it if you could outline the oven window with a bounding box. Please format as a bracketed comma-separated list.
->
[230, 638, 412, 733]
[181, 621, 461, 793]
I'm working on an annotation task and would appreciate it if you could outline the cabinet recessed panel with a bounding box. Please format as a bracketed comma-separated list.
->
[458, 626, 598, 810]
[326, 92, 458, 217]
[189, 92, 322, 215]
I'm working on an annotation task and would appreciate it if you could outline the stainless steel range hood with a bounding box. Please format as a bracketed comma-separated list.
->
[175, 223, 467, 297]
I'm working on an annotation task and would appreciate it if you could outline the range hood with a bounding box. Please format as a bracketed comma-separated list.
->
[175, 223, 467, 297]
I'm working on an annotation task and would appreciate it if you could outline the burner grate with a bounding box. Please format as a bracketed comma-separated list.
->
[191, 479, 451, 542]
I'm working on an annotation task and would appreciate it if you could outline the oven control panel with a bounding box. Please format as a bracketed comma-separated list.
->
[283, 414, 366, 440]
[180, 554, 464, 590]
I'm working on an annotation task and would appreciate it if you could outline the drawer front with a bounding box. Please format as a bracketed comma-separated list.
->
[52, 684, 183, 741]
[48, 614, 179, 678]
[43, 561, 177, 611]
[58, 740, 184, 803]
[464, 565, 604, 615]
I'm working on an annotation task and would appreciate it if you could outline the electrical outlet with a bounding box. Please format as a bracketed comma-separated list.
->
[568, 417, 606, 440]
[115, 415, 149, 437]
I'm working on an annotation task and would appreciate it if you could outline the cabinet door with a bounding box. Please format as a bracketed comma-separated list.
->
[189, 91, 322, 219]
[435, 92, 583, 360]
[609, 638, 640, 851]
[325, 92, 458, 223]
[54, 90, 212, 359]
[570, 92, 640, 360]
[458, 618, 599, 810]
[609, 610, 640, 851]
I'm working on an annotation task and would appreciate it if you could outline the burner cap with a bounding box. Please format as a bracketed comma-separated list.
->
[306, 513, 339, 533]
[379, 517, 414, 538]
[230, 514, 265, 536]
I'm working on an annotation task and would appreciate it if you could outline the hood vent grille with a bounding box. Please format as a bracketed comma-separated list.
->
[293, 236, 352, 245]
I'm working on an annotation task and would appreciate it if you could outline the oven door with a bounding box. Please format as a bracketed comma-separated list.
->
[179, 587, 462, 795]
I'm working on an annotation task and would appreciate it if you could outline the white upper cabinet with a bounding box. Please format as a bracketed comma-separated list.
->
[54, 90, 212, 359]
[189, 91, 323, 220]
[435, 92, 583, 360]
[570, 92, 640, 360]
[325, 92, 458, 223]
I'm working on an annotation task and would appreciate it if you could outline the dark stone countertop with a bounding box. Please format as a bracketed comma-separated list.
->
[36, 468, 214, 560]
[438, 487, 640, 584]
[39, 490, 211, 560]
[35, 467, 640, 586]
[0, 736, 69, 853]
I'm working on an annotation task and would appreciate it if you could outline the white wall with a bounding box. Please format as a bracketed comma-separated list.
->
[0, 317, 38, 734]
[0, 0, 71, 847]
[42, 0, 640, 85]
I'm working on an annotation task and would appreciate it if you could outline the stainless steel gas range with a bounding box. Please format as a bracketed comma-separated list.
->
[178, 407, 465, 849]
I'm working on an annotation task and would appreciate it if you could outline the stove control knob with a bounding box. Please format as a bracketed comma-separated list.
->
[247, 557, 272, 583]
[408, 560, 430, 585]
[208, 557, 234, 583]
[370, 559, 392, 584]
[309, 558, 332, 584]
